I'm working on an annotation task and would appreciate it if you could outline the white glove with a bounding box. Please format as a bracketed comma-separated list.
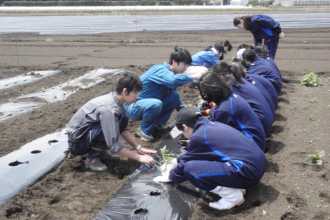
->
[160, 158, 177, 173]
[153, 175, 172, 183]
[279, 32, 285, 39]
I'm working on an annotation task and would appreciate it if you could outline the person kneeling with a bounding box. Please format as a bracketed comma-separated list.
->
[66, 73, 156, 172]
[154, 108, 266, 210]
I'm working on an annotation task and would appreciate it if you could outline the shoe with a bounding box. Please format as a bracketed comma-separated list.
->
[209, 186, 245, 210]
[84, 157, 107, 172]
[210, 186, 246, 196]
[137, 128, 154, 142]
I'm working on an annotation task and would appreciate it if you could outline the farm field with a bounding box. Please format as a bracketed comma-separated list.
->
[0, 28, 329, 220]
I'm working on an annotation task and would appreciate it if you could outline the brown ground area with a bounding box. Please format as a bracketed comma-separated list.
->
[0, 28, 329, 220]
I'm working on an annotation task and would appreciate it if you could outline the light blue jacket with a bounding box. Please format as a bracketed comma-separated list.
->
[138, 64, 192, 100]
[191, 50, 219, 68]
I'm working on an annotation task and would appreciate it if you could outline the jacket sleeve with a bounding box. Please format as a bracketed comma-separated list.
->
[148, 67, 192, 89]
[253, 15, 281, 38]
[98, 107, 121, 153]
[203, 53, 220, 68]
[211, 107, 234, 127]
[252, 31, 263, 45]
[169, 159, 186, 183]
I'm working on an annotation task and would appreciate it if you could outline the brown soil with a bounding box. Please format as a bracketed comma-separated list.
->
[0, 28, 329, 220]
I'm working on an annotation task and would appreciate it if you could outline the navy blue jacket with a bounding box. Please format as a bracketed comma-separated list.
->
[169, 118, 266, 183]
[245, 74, 277, 113]
[247, 57, 282, 94]
[250, 15, 281, 45]
[138, 64, 192, 100]
[231, 79, 274, 136]
[210, 93, 266, 151]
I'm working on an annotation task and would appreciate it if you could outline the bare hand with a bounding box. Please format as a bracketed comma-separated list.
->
[138, 154, 155, 165]
[138, 147, 157, 155]
[280, 32, 285, 39]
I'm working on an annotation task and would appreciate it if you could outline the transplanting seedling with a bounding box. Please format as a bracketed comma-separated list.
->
[160, 145, 175, 166]
[307, 150, 325, 166]
[301, 72, 320, 87]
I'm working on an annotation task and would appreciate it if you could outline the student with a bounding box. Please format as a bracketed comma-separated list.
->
[254, 45, 282, 79]
[243, 49, 282, 94]
[235, 46, 279, 106]
[184, 41, 232, 83]
[67, 73, 156, 172]
[154, 108, 266, 210]
[191, 40, 232, 68]
[199, 70, 266, 151]
[125, 47, 193, 142]
[246, 73, 278, 112]
[214, 62, 274, 136]
[233, 15, 284, 58]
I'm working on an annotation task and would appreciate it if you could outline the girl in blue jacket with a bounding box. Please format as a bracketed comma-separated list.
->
[213, 63, 274, 136]
[233, 15, 284, 59]
[243, 49, 282, 94]
[199, 70, 266, 151]
[154, 108, 266, 210]
[191, 40, 232, 68]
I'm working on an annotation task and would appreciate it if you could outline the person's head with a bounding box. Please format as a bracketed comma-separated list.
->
[199, 70, 232, 105]
[233, 44, 254, 63]
[237, 43, 254, 50]
[169, 47, 192, 73]
[233, 16, 252, 30]
[176, 108, 202, 139]
[116, 72, 142, 103]
[207, 40, 233, 60]
[213, 62, 244, 85]
[254, 45, 270, 58]
[242, 48, 257, 66]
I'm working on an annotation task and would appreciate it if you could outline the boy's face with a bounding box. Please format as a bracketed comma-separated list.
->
[172, 60, 189, 73]
[123, 89, 138, 103]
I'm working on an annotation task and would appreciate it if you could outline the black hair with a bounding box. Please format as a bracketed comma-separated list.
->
[205, 40, 232, 60]
[242, 49, 257, 63]
[176, 117, 199, 130]
[214, 62, 244, 84]
[254, 45, 269, 58]
[237, 43, 254, 50]
[176, 108, 202, 130]
[116, 72, 142, 94]
[199, 70, 232, 105]
[233, 16, 252, 30]
[169, 46, 192, 65]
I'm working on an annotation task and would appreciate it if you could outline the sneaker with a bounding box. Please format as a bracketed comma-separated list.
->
[84, 157, 107, 172]
[137, 128, 154, 142]
[209, 186, 245, 210]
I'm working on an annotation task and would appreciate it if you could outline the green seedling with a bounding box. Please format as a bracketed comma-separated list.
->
[307, 150, 325, 166]
[301, 72, 320, 87]
[160, 145, 175, 165]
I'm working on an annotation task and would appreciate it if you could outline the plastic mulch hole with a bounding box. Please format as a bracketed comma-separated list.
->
[134, 208, 148, 215]
[31, 150, 42, 154]
[9, 161, 28, 167]
[149, 191, 161, 196]
[48, 140, 58, 144]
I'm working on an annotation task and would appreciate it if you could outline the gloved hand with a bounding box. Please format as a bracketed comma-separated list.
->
[153, 175, 172, 183]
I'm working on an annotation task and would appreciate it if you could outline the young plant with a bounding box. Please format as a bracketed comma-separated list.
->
[160, 145, 175, 165]
[307, 150, 325, 166]
[301, 72, 320, 87]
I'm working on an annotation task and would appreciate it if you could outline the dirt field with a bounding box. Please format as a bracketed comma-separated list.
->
[0, 28, 329, 220]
